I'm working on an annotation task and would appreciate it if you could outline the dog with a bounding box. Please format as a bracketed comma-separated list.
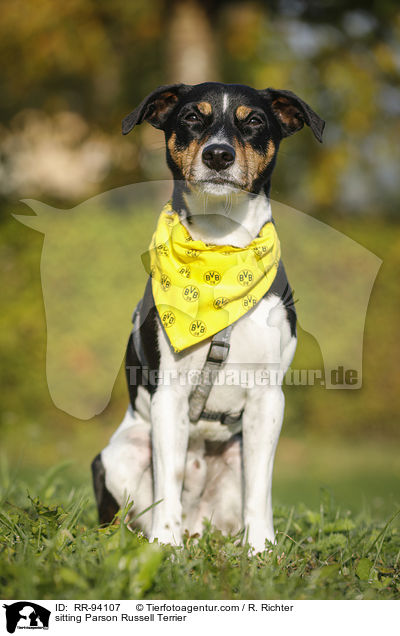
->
[91, 82, 324, 553]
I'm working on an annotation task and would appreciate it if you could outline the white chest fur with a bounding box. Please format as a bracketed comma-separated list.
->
[155, 292, 296, 443]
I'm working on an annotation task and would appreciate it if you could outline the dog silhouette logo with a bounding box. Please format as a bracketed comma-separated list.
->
[3, 602, 50, 633]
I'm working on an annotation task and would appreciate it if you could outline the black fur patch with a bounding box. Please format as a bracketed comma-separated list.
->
[91, 453, 119, 525]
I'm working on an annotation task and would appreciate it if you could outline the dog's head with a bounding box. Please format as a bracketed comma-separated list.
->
[122, 82, 324, 196]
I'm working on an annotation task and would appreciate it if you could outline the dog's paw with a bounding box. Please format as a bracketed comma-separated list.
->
[149, 526, 183, 547]
[246, 525, 276, 555]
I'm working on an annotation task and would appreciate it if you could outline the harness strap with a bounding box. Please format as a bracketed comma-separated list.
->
[188, 325, 233, 424]
[131, 301, 241, 425]
[132, 297, 149, 385]
[195, 408, 244, 426]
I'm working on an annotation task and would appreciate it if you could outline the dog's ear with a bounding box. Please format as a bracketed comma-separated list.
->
[261, 88, 325, 143]
[122, 84, 191, 135]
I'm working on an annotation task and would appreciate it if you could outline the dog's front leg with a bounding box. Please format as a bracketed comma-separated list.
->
[150, 386, 189, 545]
[242, 385, 284, 552]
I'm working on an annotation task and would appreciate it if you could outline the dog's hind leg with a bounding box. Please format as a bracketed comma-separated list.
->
[181, 439, 208, 533]
[91, 453, 119, 525]
[98, 408, 154, 536]
[187, 435, 243, 537]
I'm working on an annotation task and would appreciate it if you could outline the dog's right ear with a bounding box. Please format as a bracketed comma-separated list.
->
[122, 84, 191, 135]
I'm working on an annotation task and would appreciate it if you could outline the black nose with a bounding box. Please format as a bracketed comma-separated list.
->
[202, 144, 235, 171]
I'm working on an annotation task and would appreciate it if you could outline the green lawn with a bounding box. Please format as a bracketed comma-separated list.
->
[0, 453, 399, 600]
[273, 435, 400, 521]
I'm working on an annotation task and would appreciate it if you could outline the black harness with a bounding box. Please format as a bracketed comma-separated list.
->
[130, 282, 243, 425]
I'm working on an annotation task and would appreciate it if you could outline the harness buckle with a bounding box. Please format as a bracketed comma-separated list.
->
[206, 340, 230, 363]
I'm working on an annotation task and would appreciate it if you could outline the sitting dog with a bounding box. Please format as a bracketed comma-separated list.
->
[91, 82, 324, 552]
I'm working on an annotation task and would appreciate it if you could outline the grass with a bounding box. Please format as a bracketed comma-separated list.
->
[1, 462, 399, 600]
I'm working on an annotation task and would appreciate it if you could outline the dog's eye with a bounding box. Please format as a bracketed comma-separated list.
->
[247, 116, 263, 126]
[184, 113, 200, 122]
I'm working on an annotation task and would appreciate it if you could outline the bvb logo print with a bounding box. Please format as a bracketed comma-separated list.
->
[185, 248, 200, 257]
[242, 294, 257, 309]
[213, 297, 229, 310]
[183, 285, 199, 302]
[253, 245, 272, 259]
[189, 319, 207, 337]
[237, 269, 254, 286]
[161, 310, 176, 328]
[203, 270, 222, 285]
[161, 274, 171, 291]
[156, 242, 169, 256]
[178, 265, 191, 278]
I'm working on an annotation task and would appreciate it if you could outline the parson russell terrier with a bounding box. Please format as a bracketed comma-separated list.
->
[91, 82, 324, 553]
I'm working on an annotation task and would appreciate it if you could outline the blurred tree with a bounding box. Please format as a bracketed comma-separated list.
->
[218, 1, 400, 217]
[165, 0, 219, 83]
[0, 0, 399, 216]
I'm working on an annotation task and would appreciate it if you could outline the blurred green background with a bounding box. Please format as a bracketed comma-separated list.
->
[1, 1, 399, 519]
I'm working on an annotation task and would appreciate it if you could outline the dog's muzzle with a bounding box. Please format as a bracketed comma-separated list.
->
[202, 143, 235, 172]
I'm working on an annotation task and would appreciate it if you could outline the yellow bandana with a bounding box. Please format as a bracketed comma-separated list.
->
[149, 202, 280, 352]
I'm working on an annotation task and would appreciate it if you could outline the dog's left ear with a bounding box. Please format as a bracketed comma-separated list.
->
[122, 84, 191, 135]
[261, 88, 325, 143]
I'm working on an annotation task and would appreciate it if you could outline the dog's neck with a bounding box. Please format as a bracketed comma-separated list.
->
[173, 186, 272, 248]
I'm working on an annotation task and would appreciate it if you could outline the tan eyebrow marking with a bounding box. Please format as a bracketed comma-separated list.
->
[197, 101, 212, 116]
[236, 105, 252, 120]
